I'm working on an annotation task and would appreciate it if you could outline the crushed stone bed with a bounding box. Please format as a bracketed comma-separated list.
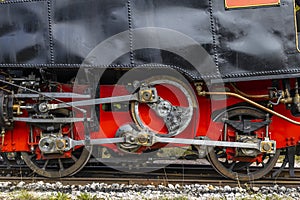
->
[0, 181, 298, 199]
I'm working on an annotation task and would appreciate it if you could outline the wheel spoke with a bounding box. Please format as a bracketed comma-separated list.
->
[71, 155, 78, 162]
[234, 162, 250, 170]
[58, 159, 64, 171]
[216, 151, 226, 159]
[21, 146, 92, 178]
[208, 107, 280, 181]
[229, 161, 236, 170]
[239, 115, 243, 121]
[28, 154, 35, 160]
[42, 159, 49, 170]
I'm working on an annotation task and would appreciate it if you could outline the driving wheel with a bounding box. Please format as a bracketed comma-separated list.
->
[207, 106, 280, 181]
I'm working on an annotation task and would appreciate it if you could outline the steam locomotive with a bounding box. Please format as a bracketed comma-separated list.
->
[0, 0, 299, 181]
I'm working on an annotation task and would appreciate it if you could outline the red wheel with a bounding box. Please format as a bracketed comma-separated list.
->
[21, 123, 92, 178]
[208, 107, 280, 181]
[21, 146, 92, 178]
[131, 75, 196, 137]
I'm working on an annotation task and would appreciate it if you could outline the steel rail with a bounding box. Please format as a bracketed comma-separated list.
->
[0, 164, 298, 187]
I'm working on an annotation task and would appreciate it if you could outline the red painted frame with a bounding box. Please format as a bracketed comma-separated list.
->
[1, 78, 299, 156]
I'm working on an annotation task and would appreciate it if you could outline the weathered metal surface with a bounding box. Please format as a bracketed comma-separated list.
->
[0, 0, 300, 81]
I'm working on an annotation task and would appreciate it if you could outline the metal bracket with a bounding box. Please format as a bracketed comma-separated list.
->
[260, 140, 276, 154]
[225, 119, 270, 134]
[138, 87, 158, 103]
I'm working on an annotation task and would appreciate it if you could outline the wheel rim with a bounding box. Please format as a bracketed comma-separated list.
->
[21, 146, 92, 178]
[208, 106, 280, 181]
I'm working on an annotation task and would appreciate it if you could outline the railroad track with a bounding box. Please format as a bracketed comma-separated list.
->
[0, 163, 299, 188]
[0, 175, 299, 188]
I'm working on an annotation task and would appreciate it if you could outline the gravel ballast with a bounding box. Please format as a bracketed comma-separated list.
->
[0, 181, 298, 199]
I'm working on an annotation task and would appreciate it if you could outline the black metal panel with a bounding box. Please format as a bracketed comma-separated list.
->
[131, 0, 211, 44]
[212, 0, 299, 80]
[0, 0, 49, 64]
[130, 0, 216, 77]
[51, 0, 129, 64]
[1, 0, 300, 82]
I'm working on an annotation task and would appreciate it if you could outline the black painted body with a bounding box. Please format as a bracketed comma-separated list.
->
[0, 0, 299, 82]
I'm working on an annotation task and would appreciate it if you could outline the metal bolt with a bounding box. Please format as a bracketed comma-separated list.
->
[263, 143, 271, 152]
[142, 91, 152, 101]
[39, 103, 48, 113]
[137, 134, 148, 144]
[133, 81, 140, 88]
[130, 136, 135, 143]
[56, 140, 65, 150]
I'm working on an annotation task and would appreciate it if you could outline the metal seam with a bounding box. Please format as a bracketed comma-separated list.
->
[47, 0, 54, 64]
[1, 63, 300, 81]
[127, 0, 134, 65]
[0, 0, 299, 81]
[0, 0, 45, 4]
[208, 0, 220, 75]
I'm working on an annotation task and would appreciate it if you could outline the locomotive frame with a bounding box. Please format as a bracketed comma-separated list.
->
[0, 0, 300, 181]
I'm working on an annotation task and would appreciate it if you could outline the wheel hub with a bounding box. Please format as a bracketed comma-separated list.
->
[237, 135, 260, 157]
[39, 135, 66, 154]
[131, 76, 195, 137]
[208, 106, 280, 181]
[155, 99, 172, 117]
